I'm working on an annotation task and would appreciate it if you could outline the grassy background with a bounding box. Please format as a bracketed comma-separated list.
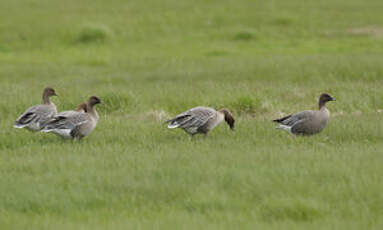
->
[1, 0, 383, 229]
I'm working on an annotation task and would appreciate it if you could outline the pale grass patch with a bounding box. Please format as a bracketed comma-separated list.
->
[347, 26, 383, 38]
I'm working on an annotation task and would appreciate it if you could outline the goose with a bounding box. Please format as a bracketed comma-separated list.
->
[165, 106, 235, 137]
[41, 96, 101, 139]
[40, 103, 87, 136]
[14, 87, 58, 131]
[273, 93, 335, 136]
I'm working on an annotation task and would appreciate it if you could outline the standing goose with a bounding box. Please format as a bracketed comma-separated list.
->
[165, 106, 235, 137]
[273, 93, 335, 136]
[41, 96, 101, 139]
[40, 103, 87, 136]
[14, 87, 58, 131]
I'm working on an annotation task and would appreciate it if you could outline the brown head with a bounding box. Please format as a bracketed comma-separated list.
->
[43, 87, 58, 96]
[87, 96, 102, 107]
[42, 87, 58, 104]
[219, 108, 235, 131]
[318, 93, 335, 108]
[76, 103, 87, 112]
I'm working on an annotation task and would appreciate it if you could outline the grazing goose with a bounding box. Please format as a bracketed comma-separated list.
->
[273, 93, 335, 136]
[165, 106, 235, 137]
[41, 96, 101, 139]
[14, 87, 58, 131]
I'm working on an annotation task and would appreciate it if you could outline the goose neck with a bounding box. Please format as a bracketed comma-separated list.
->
[42, 93, 51, 105]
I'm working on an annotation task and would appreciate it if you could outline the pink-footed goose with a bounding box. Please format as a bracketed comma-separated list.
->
[165, 106, 235, 137]
[40, 103, 87, 137]
[14, 87, 58, 132]
[41, 96, 101, 139]
[273, 93, 335, 136]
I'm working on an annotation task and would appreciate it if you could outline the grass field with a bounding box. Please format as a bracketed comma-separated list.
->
[1, 0, 383, 229]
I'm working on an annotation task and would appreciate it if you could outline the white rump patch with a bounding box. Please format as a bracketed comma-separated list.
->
[168, 123, 179, 129]
[15, 122, 41, 131]
[276, 124, 292, 133]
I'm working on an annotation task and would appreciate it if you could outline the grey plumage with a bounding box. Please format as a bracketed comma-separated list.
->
[42, 112, 90, 138]
[166, 106, 235, 136]
[273, 93, 335, 136]
[14, 87, 58, 132]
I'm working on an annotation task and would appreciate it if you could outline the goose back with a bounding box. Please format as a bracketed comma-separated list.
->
[166, 106, 217, 135]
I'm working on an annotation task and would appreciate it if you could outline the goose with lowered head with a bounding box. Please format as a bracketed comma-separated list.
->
[165, 106, 235, 137]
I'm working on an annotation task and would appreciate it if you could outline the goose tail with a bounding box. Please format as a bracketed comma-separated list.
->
[13, 123, 28, 129]
[276, 124, 292, 133]
[167, 122, 180, 129]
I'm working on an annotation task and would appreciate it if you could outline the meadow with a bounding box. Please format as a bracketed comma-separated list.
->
[1, 0, 383, 229]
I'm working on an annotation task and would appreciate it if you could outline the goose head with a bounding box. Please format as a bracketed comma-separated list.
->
[219, 108, 235, 131]
[43, 87, 58, 97]
[319, 93, 335, 108]
[76, 103, 87, 112]
[42, 87, 58, 104]
[88, 96, 102, 107]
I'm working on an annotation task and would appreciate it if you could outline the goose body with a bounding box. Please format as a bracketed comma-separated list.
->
[166, 106, 235, 136]
[41, 96, 101, 139]
[273, 93, 335, 136]
[14, 87, 58, 132]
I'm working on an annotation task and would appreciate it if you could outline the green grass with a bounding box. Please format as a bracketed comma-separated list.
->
[1, 0, 383, 229]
